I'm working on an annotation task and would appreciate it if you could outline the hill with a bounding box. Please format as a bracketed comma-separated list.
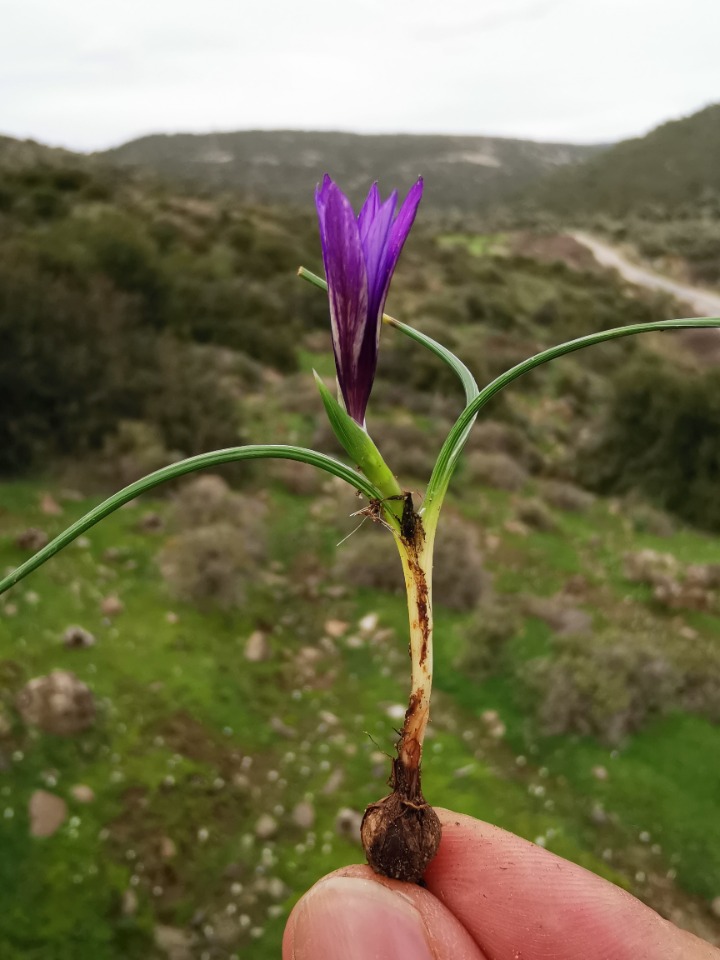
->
[100, 129, 604, 211]
[516, 103, 720, 219]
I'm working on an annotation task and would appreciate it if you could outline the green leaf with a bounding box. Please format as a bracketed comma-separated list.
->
[0, 444, 384, 597]
[313, 371, 403, 504]
[423, 316, 720, 529]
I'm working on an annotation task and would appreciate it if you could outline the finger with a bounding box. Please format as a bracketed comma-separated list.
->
[282, 863, 487, 960]
[424, 810, 718, 960]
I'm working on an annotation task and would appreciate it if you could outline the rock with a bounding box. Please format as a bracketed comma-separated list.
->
[137, 512, 164, 533]
[16, 670, 96, 735]
[523, 595, 592, 637]
[40, 493, 63, 516]
[358, 612, 379, 634]
[63, 626, 96, 649]
[385, 704, 406, 722]
[154, 925, 195, 960]
[324, 619, 348, 638]
[165, 611, 179, 624]
[711, 896, 720, 919]
[255, 814, 278, 839]
[481, 709, 499, 726]
[14, 528, 49, 551]
[592, 765, 609, 781]
[160, 836, 177, 859]
[70, 784, 95, 804]
[29, 790, 67, 837]
[244, 630, 271, 662]
[335, 807, 363, 845]
[321, 768, 345, 795]
[318, 710, 339, 727]
[121, 888, 138, 916]
[292, 801, 315, 830]
[269, 715, 296, 738]
[100, 595, 124, 617]
[2, 603, 18, 617]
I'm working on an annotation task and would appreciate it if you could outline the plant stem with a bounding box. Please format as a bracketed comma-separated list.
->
[393, 510, 436, 798]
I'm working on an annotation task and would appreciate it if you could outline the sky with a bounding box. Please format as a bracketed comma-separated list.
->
[1, 0, 719, 152]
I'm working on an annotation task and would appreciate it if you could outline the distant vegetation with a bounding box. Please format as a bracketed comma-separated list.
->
[100, 129, 603, 213]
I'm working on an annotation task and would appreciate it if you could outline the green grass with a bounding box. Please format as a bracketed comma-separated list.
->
[1, 475, 720, 957]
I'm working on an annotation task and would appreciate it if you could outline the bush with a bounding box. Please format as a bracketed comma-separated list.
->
[169, 475, 265, 532]
[464, 451, 528, 492]
[157, 524, 264, 608]
[523, 628, 720, 743]
[577, 355, 720, 531]
[455, 599, 520, 679]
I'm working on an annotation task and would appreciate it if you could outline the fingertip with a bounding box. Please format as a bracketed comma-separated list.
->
[283, 866, 486, 960]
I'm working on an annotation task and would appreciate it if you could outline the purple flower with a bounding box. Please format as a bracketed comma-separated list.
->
[315, 174, 423, 426]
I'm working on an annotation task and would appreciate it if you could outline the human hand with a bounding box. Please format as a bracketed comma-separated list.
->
[282, 808, 719, 959]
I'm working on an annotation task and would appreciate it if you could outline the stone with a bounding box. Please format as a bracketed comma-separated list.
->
[244, 631, 271, 662]
[70, 784, 95, 803]
[100, 595, 124, 617]
[324, 619, 348, 638]
[711, 896, 720, 919]
[321, 768, 344, 795]
[160, 836, 177, 859]
[154, 925, 195, 960]
[255, 814, 278, 839]
[121, 888, 138, 916]
[137, 512, 164, 533]
[14, 528, 49, 551]
[16, 670, 95, 735]
[292, 801, 315, 830]
[40, 493, 63, 516]
[358, 612, 379, 633]
[269, 716, 296, 739]
[29, 790, 67, 837]
[385, 704, 406, 722]
[592, 765, 609, 781]
[166, 611, 179, 624]
[335, 807, 363, 845]
[318, 710, 339, 727]
[63, 625, 96, 649]
[0, 707, 11, 736]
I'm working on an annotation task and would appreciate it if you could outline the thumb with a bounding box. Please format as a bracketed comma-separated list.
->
[282, 867, 485, 960]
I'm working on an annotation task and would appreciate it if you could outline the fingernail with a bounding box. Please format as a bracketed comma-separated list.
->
[291, 876, 434, 960]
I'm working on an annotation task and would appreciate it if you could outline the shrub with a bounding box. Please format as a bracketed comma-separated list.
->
[464, 451, 528, 492]
[523, 627, 720, 743]
[538, 479, 595, 513]
[455, 599, 520, 680]
[157, 524, 264, 608]
[169, 475, 265, 533]
[577, 355, 720, 531]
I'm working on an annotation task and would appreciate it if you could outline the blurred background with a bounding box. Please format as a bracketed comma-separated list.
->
[1, 1, 720, 957]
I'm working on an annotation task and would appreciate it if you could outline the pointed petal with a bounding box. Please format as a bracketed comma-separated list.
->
[358, 182, 381, 244]
[315, 179, 370, 423]
[371, 177, 424, 326]
[361, 189, 398, 320]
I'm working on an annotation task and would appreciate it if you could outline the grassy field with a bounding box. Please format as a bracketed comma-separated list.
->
[2, 465, 720, 959]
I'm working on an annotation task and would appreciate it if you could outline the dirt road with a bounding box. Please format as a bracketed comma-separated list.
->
[571, 232, 720, 318]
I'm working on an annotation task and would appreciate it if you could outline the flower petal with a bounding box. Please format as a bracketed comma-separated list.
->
[315, 177, 370, 423]
[364, 178, 423, 336]
[360, 189, 398, 323]
[358, 182, 381, 244]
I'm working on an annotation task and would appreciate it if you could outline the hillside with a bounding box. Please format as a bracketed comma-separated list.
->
[100, 130, 604, 212]
[515, 103, 720, 217]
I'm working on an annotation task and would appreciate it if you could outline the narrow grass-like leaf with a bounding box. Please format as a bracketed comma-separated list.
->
[423, 317, 720, 528]
[0, 444, 383, 596]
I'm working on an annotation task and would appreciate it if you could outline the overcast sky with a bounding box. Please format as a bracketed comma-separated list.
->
[2, 0, 718, 152]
